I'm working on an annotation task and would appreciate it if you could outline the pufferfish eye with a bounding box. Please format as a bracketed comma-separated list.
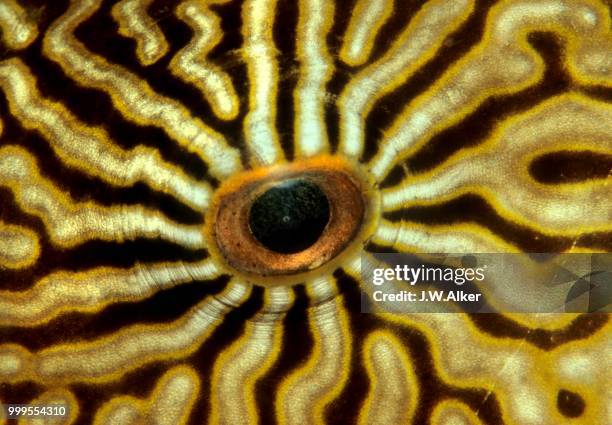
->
[0, 0, 610, 424]
[208, 157, 378, 284]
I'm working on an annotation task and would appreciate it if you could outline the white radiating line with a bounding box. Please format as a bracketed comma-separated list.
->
[340, 0, 393, 66]
[338, 0, 472, 159]
[294, 0, 334, 157]
[306, 274, 338, 305]
[278, 281, 351, 425]
[373, 219, 518, 253]
[210, 286, 293, 425]
[382, 94, 612, 234]
[0, 146, 205, 249]
[241, 0, 285, 165]
[0, 58, 211, 211]
[0, 258, 223, 326]
[29, 280, 250, 383]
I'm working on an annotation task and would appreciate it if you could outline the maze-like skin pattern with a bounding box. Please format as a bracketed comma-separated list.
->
[0, 1, 610, 424]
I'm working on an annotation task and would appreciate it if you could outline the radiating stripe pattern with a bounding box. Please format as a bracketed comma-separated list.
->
[0, 0, 610, 424]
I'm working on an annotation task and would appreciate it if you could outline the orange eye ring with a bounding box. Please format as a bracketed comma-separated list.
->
[206, 156, 379, 286]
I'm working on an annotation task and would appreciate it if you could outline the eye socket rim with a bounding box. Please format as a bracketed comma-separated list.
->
[206, 156, 379, 286]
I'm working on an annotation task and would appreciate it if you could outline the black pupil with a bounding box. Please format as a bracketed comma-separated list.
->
[249, 179, 330, 253]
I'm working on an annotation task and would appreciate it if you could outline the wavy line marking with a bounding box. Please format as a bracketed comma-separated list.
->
[0, 58, 211, 211]
[0, 220, 39, 269]
[0, 0, 38, 50]
[171, 0, 240, 120]
[0, 146, 204, 248]
[43, 0, 242, 179]
[93, 365, 199, 425]
[0, 258, 222, 326]
[111, 0, 168, 66]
